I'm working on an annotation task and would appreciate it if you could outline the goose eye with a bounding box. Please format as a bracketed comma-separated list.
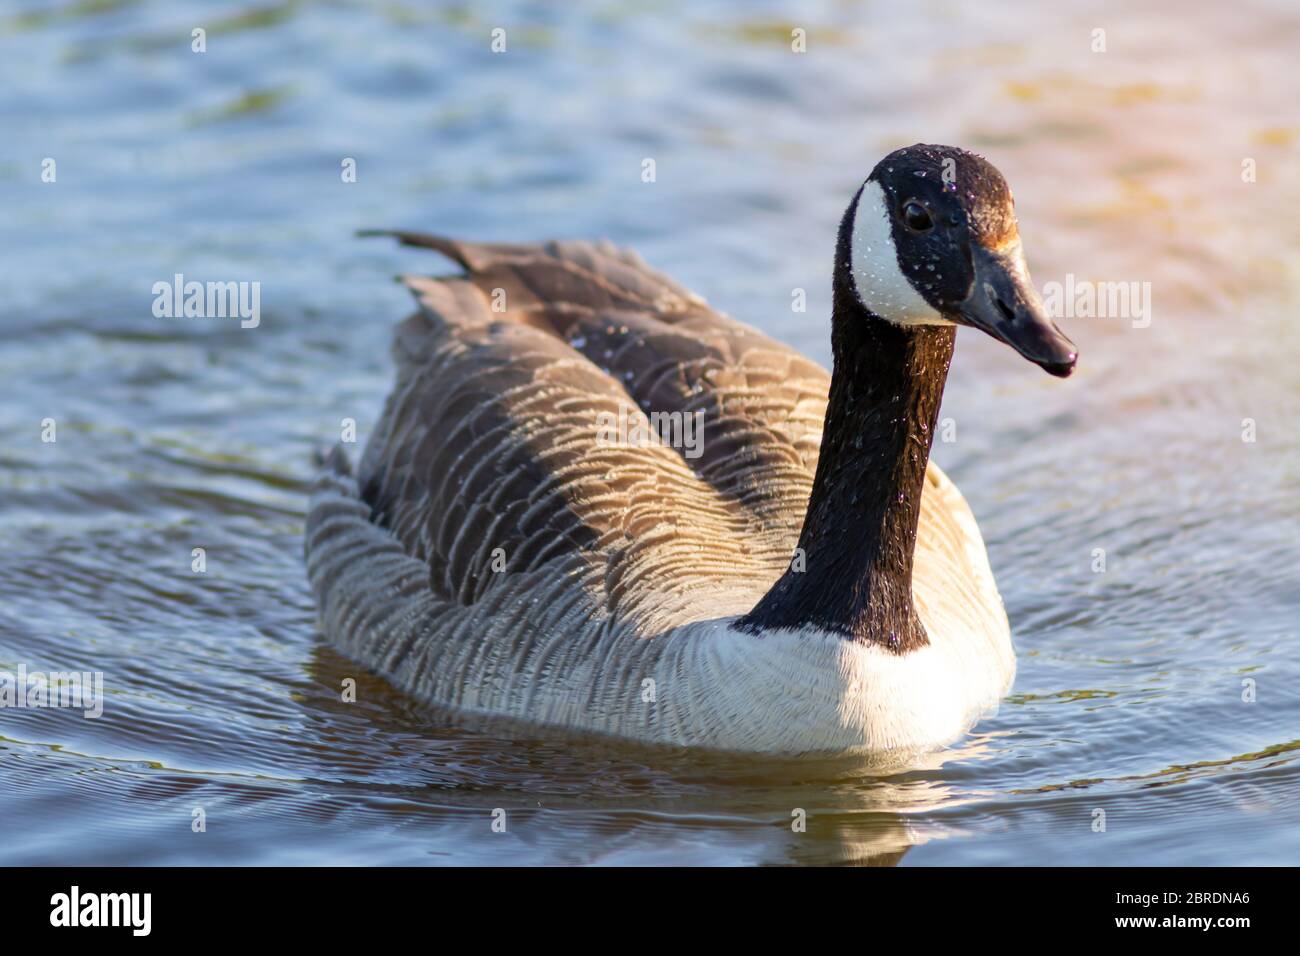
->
[902, 200, 933, 232]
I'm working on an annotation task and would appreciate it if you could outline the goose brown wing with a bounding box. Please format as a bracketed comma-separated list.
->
[355, 270, 782, 618]
[365, 232, 830, 535]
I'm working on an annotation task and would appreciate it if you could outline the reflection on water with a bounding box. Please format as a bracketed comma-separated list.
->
[1, 0, 1298, 864]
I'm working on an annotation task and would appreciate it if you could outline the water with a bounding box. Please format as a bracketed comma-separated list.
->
[2, 0, 1298, 865]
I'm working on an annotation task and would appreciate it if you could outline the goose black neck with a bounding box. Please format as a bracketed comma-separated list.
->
[736, 276, 955, 652]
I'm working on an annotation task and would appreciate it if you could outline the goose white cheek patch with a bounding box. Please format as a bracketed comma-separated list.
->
[849, 180, 952, 327]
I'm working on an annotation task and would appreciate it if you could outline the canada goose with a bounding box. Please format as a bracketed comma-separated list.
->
[305, 144, 1077, 755]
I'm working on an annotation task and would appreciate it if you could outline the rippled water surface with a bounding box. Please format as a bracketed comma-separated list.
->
[3, 0, 1299, 865]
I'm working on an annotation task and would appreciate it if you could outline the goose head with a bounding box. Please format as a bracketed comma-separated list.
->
[837, 143, 1077, 377]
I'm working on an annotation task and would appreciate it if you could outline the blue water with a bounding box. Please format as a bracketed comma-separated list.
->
[2, 0, 1298, 864]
